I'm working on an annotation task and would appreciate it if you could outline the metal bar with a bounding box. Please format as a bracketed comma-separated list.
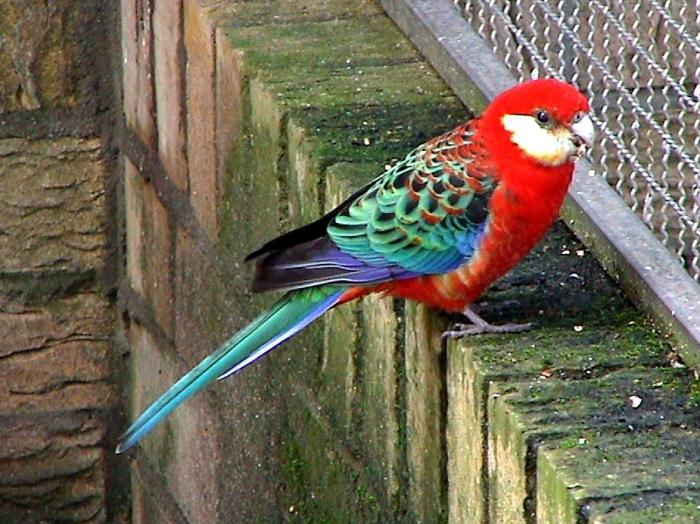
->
[381, 0, 700, 367]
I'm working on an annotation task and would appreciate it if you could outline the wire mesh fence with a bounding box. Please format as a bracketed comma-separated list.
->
[453, 0, 700, 281]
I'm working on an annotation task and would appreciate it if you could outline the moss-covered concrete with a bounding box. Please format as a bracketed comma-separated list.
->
[447, 222, 698, 523]
[282, 390, 386, 523]
[206, 0, 700, 522]
[361, 294, 402, 509]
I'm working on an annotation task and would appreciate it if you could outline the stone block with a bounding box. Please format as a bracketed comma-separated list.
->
[282, 387, 385, 523]
[129, 322, 221, 524]
[121, 0, 156, 146]
[286, 120, 322, 226]
[446, 343, 487, 524]
[0, 293, 114, 416]
[0, 411, 106, 522]
[224, 18, 466, 169]
[154, 0, 188, 190]
[174, 225, 221, 363]
[166, 219, 283, 523]
[0, 138, 108, 274]
[404, 301, 448, 523]
[445, 316, 668, 524]
[131, 458, 189, 524]
[206, 0, 384, 27]
[143, 182, 174, 338]
[185, 0, 218, 239]
[0, 2, 87, 112]
[537, 427, 700, 523]
[321, 303, 358, 438]
[125, 157, 145, 295]
[131, 474, 174, 524]
[487, 387, 530, 524]
[583, 490, 700, 524]
[361, 293, 401, 508]
[486, 367, 698, 523]
[246, 77, 283, 241]
[226, 17, 422, 75]
[215, 28, 244, 201]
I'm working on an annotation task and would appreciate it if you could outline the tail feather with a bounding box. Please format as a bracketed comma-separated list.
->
[115, 287, 345, 453]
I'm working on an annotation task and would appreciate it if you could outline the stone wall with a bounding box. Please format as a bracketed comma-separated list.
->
[119, 1, 700, 523]
[0, 1, 123, 522]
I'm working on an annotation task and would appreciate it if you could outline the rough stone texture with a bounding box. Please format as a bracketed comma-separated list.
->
[119, 1, 700, 522]
[143, 182, 174, 338]
[207, 0, 384, 26]
[131, 473, 177, 524]
[0, 138, 108, 274]
[0, 292, 113, 522]
[125, 158, 146, 295]
[487, 387, 529, 524]
[361, 294, 401, 508]
[405, 301, 448, 523]
[0, 412, 107, 523]
[247, 77, 284, 236]
[442, 218, 689, 522]
[0, 293, 114, 415]
[282, 386, 385, 523]
[129, 322, 221, 524]
[0, 0, 119, 522]
[154, 0, 188, 190]
[0, 1, 83, 112]
[583, 490, 700, 524]
[447, 343, 487, 524]
[185, 0, 219, 239]
[131, 456, 190, 524]
[174, 226, 219, 363]
[214, 29, 243, 203]
[321, 302, 358, 437]
[287, 121, 322, 226]
[122, 0, 156, 146]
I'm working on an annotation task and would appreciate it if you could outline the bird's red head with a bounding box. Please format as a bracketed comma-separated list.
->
[481, 78, 593, 169]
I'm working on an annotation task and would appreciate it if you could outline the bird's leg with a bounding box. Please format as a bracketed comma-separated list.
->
[442, 306, 534, 338]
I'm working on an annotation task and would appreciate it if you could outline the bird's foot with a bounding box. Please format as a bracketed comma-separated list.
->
[442, 306, 534, 339]
[442, 321, 534, 338]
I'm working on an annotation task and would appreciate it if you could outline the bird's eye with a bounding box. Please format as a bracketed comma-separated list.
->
[535, 110, 551, 125]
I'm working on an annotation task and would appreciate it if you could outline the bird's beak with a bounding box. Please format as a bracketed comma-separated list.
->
[570, 113, 595, 153]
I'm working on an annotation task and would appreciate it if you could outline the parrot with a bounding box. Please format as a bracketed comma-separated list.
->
[116, 78, 594, 453]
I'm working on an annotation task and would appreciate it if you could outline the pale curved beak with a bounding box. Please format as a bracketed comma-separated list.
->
[571, 113, 595, 148]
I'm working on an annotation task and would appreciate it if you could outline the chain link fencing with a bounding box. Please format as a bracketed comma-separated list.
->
[453, 0, 700, 280]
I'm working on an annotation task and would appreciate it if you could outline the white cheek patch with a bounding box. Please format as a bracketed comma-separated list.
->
[501, 114, 576, 167]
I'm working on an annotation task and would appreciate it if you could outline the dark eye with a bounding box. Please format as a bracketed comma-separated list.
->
[535, 110, 551, 125]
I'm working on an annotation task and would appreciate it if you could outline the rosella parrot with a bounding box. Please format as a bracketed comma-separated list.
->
[116, 78, 594, 453]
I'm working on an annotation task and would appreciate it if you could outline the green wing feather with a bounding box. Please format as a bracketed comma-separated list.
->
[328, 121, 497, 274]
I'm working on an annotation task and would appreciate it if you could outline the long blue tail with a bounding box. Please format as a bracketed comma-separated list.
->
[116, 287, 344, 453]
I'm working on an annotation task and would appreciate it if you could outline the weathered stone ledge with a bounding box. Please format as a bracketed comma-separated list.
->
[120, 0, 700, 522]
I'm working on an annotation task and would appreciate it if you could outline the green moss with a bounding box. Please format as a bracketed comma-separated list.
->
[295, 97, 465, 167]
[225, 17, 421, 74]
[586, 490, 700, 523]
[685, 379, 700, 409]
[543, 425, 700, 501]
[211, 1, 700, 522]
[489, 364, 700, 520]
[209, 0, 385, 28]
[536, 452, 578, 524]
[279, 398, 386, 523]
